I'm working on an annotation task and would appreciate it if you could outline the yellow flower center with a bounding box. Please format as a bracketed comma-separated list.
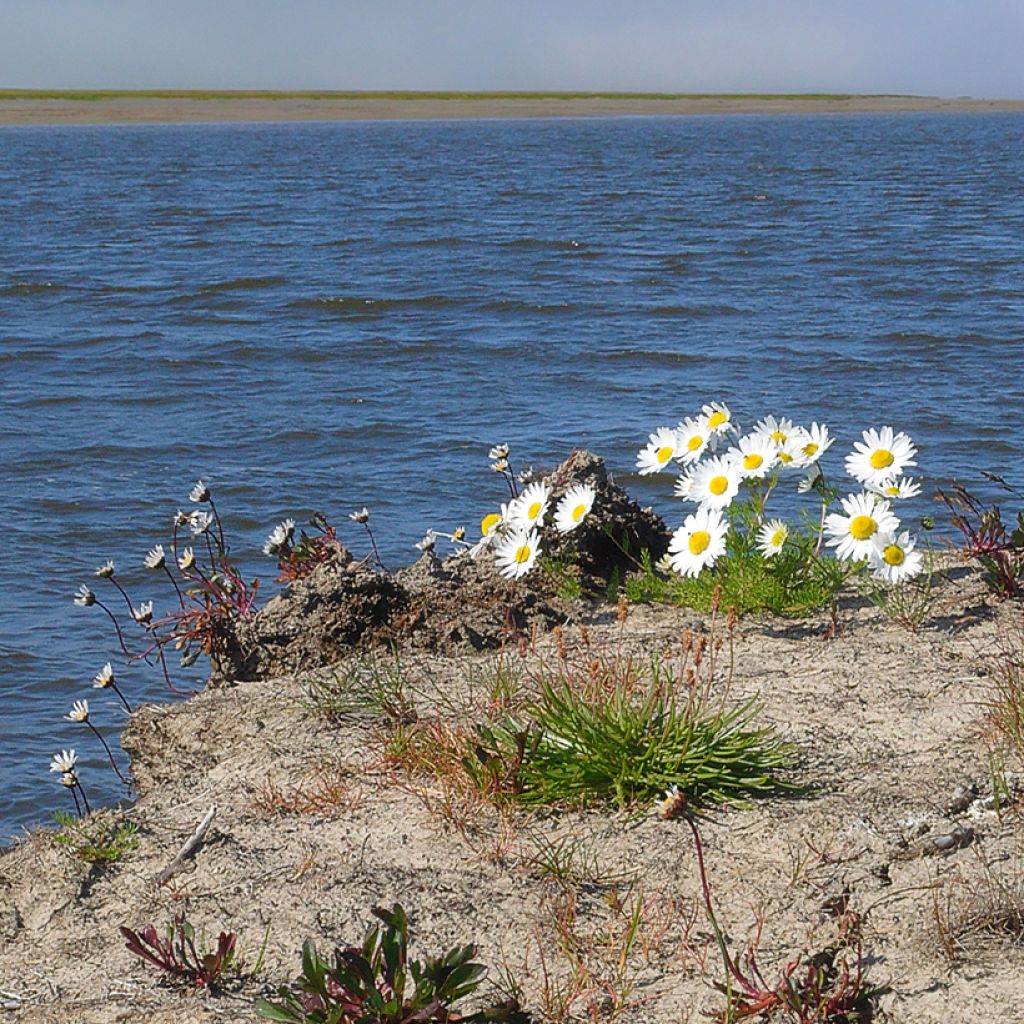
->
[743, 453, 763, 471]
[481, 513, 502, 537]
[803, 442, 819, 456]
[883, 544, 905, 566]
[687, 434, 703, 452]
[849, 515, 877, 540]
[778, 451, 793, 464]
[709, 476, 729, 496]
[884, 484, 899, 496]
[572, 503, 586, 522]
[707, 410, 727, 429]
[688, 530, 711, 555]
[656, 445, 673, 464]
[514, 543, 532, 564]
[771, 528, 786, 547]
[528, 501, 542, 520]
[770, 430, 787, 444]
[870, 449, 894, 470]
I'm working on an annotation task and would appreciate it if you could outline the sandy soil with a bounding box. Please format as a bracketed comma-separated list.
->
[2, 95, 1023, 127]
[0, 557, 1021, 1023]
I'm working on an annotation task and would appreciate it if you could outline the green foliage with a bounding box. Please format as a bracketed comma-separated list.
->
[864, 552, 936, 631]
[255, 904, 524, 1023]
[52, 810, 138, 863]
[538, 553, 583, 600]
[466, 659, 794, 810]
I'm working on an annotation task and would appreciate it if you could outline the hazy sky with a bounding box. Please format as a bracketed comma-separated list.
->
[3, 0, 1023, 97]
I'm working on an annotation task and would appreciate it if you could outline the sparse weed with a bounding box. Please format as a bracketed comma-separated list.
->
[864, 549, 937, 632]
[255, 903, 526, 1023]
[121, 913, 254, 990]
[933, 857, 1024, 961]
[252, 764, 362, 818]
[52, 809, 139, 863]
[518, 832, 634, 892]
[305, 652, 416, 727]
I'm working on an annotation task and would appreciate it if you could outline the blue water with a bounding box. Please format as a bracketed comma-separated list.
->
[1, 113, 1023, 837]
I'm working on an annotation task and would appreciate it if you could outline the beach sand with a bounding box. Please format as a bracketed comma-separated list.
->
[2, 94, 1023, 126]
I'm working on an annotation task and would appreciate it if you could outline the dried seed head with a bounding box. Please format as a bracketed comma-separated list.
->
[656, 785, 687, 821]
[616, 594, 629, 623]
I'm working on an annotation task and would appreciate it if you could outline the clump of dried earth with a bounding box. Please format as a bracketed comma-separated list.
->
[1, 453, 1022, 1023]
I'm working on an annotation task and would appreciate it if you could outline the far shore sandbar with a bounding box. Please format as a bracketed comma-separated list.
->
[1, 92, 1023, 126]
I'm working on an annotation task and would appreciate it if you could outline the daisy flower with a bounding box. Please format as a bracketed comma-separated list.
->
[74, 584, 96, 607]
[753, 415, 796, 448]
[673, 471, 695, 500]
[415, 530, 437, 552]
[676, 417, 711, 466]
[668, 507, 728, 578]
[792, 423, 833, 467]
[173, 509, 190, 527]
[93, 663, 115, 689]
[509, 481, 551, 530]
[488, 443, 509, 461]
[189, 510, 213, 535]
[49, 749, 77, 774]
[824, 492, 900, 562]
[178, 547, 196, 571]
[95, 560, 115, 579]
[188, 480, 210, 503]
[554, 484, 596, 533]
[491, 457, 509, 474]
[797, 463, 823, 494]
[687, 456, 741, 510]
[636, 427, 682, 475]
[701, 402, 737, 448]
[727, 433, 777, 480]
[867, 476, 922, 500]
[133, 600, 154, 625]
[656, 784, 687, 821]
[757, 519, 789, 558]
[773, 437, 803, 470]
[868, 530, 924, 584]
[845, 427, 917, 487]
[493, 527, 541, 580]
[144, 544, 166, 570]
[66, 700, 90, 723]
[349, 507, 370, 524]
[263, 518, 295, 556]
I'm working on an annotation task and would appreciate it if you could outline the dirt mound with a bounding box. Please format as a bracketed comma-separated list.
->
[232, 451, 670, 675]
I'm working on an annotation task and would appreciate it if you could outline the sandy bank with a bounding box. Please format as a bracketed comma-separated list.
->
[2, 94, 1023, 126]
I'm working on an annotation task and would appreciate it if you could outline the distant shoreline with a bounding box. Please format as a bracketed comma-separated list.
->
[1, 91, 1023, 126]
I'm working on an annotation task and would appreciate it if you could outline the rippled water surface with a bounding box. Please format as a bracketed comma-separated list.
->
[2, 113, 1023, 835]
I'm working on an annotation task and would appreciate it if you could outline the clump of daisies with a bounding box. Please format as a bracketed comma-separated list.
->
[464, 444, 597, 581]
[635, 404, 927, 615]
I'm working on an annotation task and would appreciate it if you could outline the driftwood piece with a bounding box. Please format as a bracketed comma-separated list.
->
[150, 804, 216, 887]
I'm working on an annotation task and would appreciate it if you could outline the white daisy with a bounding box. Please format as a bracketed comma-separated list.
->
[173, 509, 190, 527]
[797, 464, 823, 494]
[675, 417, 711, 466]
[752, 415, 796, 448]
[349, 507, 370, 524]
[673, 471, 695, 500]
[845, 427, 917, 487]
[188, 480, 210, 503]
[668, 507, 728, 578]
[133, 600, 154, 625]
[867, 476, 922, 501]
[702, 402, 735, 434]
[636, 427, 682, 475]
[189, 510, 213, 536]
[791, 423, 833, 468]
[488, 443, 510, 461]
[508, 481, 551, 530]
[493, 527, 541, 580]
[95, 560, 115, 579]
[726, 434, 777, 480]
[415, 530, 437, 552]
[824, 492, 900, 562]
[554, 484, 596, 533]
[756, 520, 789, 558]
[263, 518, 295, 556]
[868, 530, 924, 585]
[144, 544, 166, 570]
[687, 456, 741, 510]
[93, 663, 115, 689]
[49, 749, 77, 774]
[492, 457, 509, 474]
[773, 436, 804, 470]
[178, 547, 196, 571]
[74, 584, 95, 607]
[66, 700, 90, 723]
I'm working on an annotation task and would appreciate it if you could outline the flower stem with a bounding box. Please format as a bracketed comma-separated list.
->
[87, 721, 131, 788]
[76, 780, 92, 816]
[110, 680, 134, 714]
[95, 598, 133, 657]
